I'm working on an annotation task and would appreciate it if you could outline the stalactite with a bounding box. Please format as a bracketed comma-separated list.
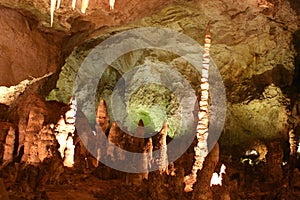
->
[184, 23, 211, 192]
[81, 0, 89, 13]
[72, 0, 77, 10]
[56, 0, 61, 9]
[50, 0, 56, 27]
[3, 126, 15, 162]
[109, 0, 115, 10]
[49, 0, 116, 25]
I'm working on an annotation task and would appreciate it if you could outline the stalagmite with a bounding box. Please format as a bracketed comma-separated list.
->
[55, 116, 68, 158]
[107, 121, 125, 161]
[96, 99, 110, 133]
[81, 0, 89, 13]
[109, 0, 115, 10]
[50, 0, 56, 26]
[184, 23, 211, 192]
[3, 126, 15, 162]
[95, 99, 110, 161]
[22, 108, 44, 164]
[152, 120, 168, 173]
[54, 97, 77, 167]
[37, 125, 56, 162]
[64, 135, 75, 167]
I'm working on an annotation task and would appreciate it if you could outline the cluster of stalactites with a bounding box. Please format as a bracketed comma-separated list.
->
[54, 96, 77, 167]
[184, 23, 211, 192]
[50, 0, 116, 26]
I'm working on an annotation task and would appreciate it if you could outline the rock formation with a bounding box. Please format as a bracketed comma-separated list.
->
[54, 97, 77, 167]
[2, 126, 15, 163]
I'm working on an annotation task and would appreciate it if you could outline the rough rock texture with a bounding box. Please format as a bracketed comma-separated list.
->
[0, 7, 62, 87]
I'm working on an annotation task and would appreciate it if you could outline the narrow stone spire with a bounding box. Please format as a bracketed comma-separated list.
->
[184, 23, 211, 192]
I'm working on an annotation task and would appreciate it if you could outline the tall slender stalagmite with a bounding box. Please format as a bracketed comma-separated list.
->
[95, 99, 110, 162]
[152, 120, 168, 173]
[184, 23, 211, 192]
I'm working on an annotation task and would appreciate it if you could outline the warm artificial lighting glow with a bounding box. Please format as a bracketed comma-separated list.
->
[210, 164, 226, 187]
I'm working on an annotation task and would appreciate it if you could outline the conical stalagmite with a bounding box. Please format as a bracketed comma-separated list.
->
[95, 99, 110, 162]
[96, 99, 110, 133]
[126, 120, 149, 185]
[152, 120, 168, 173]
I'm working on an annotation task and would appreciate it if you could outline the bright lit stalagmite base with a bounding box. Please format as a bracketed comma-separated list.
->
[1, 0, 300, 199]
